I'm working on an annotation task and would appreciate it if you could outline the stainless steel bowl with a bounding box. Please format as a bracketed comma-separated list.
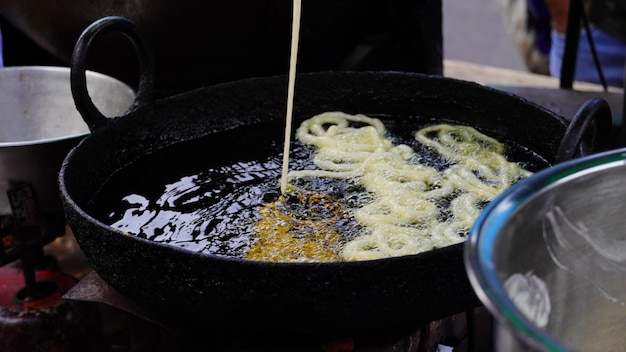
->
[466, 148, 626, 352]
[0, 66, 134, 218]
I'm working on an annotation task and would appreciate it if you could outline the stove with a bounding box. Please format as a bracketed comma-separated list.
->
[62, 261, 493, 352]
[0, 184, 101, 351]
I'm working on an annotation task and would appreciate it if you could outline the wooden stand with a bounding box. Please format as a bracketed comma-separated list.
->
[444, 60, 623, 123]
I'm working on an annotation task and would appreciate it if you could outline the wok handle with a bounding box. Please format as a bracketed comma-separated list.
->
[555, 98, 612, 163]
[71, 16, 156, 132]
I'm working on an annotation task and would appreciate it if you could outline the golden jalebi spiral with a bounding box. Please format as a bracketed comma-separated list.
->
[252, 112, 532, 261]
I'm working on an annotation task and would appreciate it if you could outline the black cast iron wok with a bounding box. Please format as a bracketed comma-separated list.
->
[59, 17, 612, 336]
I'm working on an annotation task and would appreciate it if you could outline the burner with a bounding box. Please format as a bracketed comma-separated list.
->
[0, 264, 102, 351]
[0, 183, 103, 351]
[65, 271, 494, 351]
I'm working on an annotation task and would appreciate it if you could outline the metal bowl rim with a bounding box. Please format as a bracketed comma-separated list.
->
[465, 147, 626, 351]
[0, 65, 134, 147]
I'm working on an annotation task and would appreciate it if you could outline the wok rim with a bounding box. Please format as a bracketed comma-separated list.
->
[58, 70, 569, 267]
[56, 70, 580, 333]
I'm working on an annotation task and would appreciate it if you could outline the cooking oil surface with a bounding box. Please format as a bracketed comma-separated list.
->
[87, 116, 549, 260]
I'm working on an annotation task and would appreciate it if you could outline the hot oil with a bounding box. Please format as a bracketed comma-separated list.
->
[246, 185, 363, 262]
[87, 122, 312, 257]
[87, 116, 548, 260]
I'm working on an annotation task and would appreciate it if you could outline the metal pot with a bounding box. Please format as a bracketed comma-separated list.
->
[0, 66, 134, 234]
[58, 17, 611, 337]
[466, 148, 626, 351]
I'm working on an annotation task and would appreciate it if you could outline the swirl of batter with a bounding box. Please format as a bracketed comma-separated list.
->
[276, 112, 532, 261]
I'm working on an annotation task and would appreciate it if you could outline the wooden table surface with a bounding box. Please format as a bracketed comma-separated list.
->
[444, 60, 624, 124]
